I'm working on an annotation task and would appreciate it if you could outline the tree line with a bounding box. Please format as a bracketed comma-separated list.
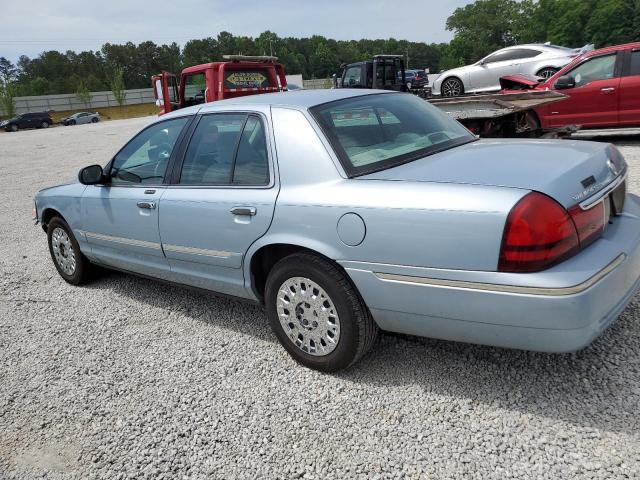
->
[1, 0, 638, 103]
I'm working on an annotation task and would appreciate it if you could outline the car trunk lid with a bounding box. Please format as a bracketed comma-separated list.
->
[358, 139, 626, 209]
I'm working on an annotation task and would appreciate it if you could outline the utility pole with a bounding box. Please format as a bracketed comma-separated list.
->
[406, 47, 409, 69]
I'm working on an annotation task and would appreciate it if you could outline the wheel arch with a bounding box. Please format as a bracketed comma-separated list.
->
[40, 207, 64, 232]
[246, 239, 350, 303]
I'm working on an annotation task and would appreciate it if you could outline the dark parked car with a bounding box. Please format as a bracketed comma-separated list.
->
[399, 70, 429, 89]
[1, 111, 53, 132]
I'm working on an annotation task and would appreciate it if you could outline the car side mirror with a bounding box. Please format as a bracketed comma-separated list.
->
[554, 75, 575, 90]
[78, 164, 104, 185]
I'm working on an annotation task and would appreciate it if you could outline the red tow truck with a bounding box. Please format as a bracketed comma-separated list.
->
[152, 55, 288, 116]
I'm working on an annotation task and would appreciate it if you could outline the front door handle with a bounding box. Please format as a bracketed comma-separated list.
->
[230, 206, 257, 216]
[601, 87, 616, 93]
[137, 201, 156, 210]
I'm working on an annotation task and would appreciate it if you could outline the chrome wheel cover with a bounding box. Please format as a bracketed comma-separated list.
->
[442, 78, 462, 97]
[276, 277, 341, 356]
[51, 227, 76, 276]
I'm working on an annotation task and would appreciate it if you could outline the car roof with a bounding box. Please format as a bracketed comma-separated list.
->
[583, 41, 640, 57]
[197, 88, 393, 112]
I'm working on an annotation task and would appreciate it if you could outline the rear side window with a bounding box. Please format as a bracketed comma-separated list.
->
[179, 113, 269, 186]
[232, 116, 269, 185]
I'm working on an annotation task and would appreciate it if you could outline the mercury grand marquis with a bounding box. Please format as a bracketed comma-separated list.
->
[35, 89, 640, 371]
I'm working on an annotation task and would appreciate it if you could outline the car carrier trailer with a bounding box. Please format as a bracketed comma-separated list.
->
[335, 55, 571, 138]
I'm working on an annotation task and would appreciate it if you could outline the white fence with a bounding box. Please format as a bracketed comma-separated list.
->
[2, 88, 155, 116]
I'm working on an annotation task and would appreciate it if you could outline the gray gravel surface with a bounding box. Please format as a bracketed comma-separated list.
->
[1, 120, 639, 479]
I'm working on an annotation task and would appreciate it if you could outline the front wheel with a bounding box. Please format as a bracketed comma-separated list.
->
[265, 253, 378, 372]
[69, 120, 76, 126]
[441, 77, 464, 97]
[10, 124, 18, 132]
[47, 217, 94, 285]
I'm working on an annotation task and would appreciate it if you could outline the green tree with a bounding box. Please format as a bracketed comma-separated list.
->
[75, 80, 91, 108]
[110, 66, 127, 108]
[0, 82, 17, 118]
[0, 57, 18, 118]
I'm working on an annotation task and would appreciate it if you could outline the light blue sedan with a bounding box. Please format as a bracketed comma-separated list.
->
[35, 89, 640, 371]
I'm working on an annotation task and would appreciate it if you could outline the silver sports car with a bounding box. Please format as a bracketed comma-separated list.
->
[61, 111, 100, 126]
[432, 43, 592, 97]
[34, 89, 640, 372]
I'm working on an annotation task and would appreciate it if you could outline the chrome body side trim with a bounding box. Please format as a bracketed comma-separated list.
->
[79, 230, 162, 250]
[163, 244, 234, 259]
[374, 254, 626, 296]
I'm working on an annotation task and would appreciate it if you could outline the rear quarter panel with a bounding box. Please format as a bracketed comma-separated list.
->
[245, 106, 528, 285]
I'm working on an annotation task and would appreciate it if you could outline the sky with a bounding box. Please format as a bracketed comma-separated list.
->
[0, 0, 472, 62]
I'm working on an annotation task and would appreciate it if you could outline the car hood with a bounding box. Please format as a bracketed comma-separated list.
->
[358, 139, 625, 208]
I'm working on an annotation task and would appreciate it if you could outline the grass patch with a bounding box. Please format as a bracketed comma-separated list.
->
[49, 104, 159, 123]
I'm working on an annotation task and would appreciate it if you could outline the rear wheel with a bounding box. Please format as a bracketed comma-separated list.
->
[441, 77, 464, 97]
[91, 117, 99, 123]
[536, 67, 558, 79]
[40, 121, 49, 129]
[47, 217, 94, 285]
[265, 253, 378, 372]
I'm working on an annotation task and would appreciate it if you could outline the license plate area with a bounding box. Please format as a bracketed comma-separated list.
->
[611, 179, 626, 216]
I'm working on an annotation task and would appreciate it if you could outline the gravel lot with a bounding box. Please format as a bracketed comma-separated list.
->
[1, 119, 639, 479]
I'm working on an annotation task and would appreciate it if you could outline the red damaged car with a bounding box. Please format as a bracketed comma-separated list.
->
[501, 42, 640, 130]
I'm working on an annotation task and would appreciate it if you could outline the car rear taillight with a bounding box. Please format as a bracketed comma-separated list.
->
[499, 192, 579, 273]
[499, 192, 606, 273]
[568, 202, 605, 248]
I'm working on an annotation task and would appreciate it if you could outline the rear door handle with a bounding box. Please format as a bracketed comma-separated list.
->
[601, 87, 616, 93]
[230, 206, 257, 216]
[137, 201, 156, 210]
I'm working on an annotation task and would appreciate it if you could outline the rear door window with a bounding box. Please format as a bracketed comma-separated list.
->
[180, 114, 246, 185]
[179, 113, 269, 186]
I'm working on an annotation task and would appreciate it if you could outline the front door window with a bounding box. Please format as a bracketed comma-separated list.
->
[568, 54, 616, 87]
[110, 117, 189, 185]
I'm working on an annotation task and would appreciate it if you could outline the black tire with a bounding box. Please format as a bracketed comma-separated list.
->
[91, 117, 99, 123]
[69, 120, 76, 126]
[265, 252, 378, 372]
[40, 121, 49, 129]
[10, 124, 18, 132]
[47, 217, 94, 285]
[441, 77, 464, 97]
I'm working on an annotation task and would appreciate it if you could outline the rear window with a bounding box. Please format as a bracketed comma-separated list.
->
[310, 93, 475, 177]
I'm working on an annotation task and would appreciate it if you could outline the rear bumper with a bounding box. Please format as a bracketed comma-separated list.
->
[342, 194, 640, 352]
